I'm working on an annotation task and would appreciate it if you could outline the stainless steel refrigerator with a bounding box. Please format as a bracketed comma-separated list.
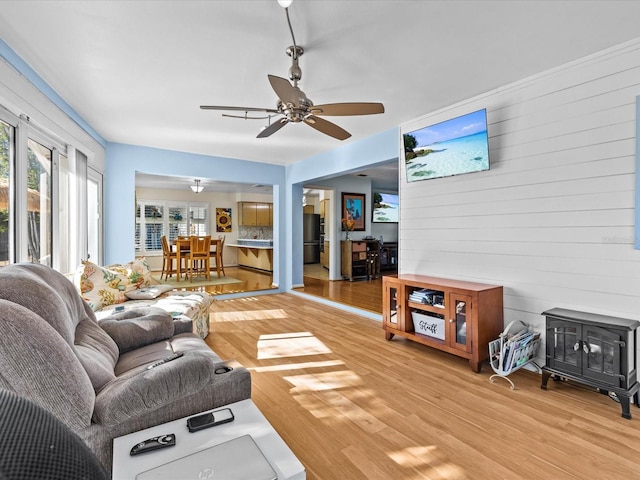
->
[303, 214, 320, 264]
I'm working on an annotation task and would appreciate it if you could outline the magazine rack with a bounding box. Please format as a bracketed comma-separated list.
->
[489, 320, 541, 389]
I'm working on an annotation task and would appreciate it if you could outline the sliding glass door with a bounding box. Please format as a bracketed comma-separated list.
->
[0, 120, 12, 266]
[26, 137, 52, 266]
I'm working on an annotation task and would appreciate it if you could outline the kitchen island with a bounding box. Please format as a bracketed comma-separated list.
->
[228, 239, 273, 272]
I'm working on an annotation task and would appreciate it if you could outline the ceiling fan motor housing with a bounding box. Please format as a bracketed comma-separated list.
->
[278, 102, 312, 123]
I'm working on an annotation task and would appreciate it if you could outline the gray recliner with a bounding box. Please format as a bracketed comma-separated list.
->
[0, 263, 251, 471]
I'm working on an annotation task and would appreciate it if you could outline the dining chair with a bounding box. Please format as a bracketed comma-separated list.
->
[177, 235, 190, 254]
[174, 236, 191, 280]
[160, 235, 178, 280]
[210, 235, 226, 277]
[187, 235, 211, 282]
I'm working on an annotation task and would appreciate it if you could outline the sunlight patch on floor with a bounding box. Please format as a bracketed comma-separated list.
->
[388, 445, 439, 466]
[259, 332, 313, 340]
[257, 332, 331, 359]
[215, 296, 263, 303]
[321, 389, 386, 433]
[249, 360, 345, 373]
[210, 308, 288, 322]
[290, 388, 383, 433]
[283, 370, 363, 393]
[388, 446, 465, 479]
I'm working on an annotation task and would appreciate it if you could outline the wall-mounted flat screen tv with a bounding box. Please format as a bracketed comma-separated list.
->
[403, 108, 489, 183]
[372, 192, 398, 223]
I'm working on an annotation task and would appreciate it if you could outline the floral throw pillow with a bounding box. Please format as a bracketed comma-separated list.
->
[80, 261, 134, 312]
[107, 257, 152, 290]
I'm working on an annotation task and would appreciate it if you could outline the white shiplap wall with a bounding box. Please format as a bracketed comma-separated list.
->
[399, 38, 640, 347]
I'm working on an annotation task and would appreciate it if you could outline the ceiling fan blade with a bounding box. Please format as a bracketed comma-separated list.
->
[311, 102, 385, 116]
[257, 118, 289, 138]
[304, 115, 351, 140]
[200, 105, 279, 114]
[268, 75, 300, 108]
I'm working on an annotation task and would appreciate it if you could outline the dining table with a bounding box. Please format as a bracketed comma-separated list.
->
[172, 236, 223, 280]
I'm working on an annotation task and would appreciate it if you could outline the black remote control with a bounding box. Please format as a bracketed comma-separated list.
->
[146, 352, 184, 370]
[130, 434, 176, 456]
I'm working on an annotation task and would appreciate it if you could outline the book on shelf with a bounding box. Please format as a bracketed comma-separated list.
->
[408, 289, 444, 307]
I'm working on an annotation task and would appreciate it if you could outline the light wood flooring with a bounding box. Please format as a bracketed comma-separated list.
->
[293, 274, 386, 314]
[207, 293, 640, 480]
[169, 264, 385, 314]
[297, 263, 396, 314]
[161, 266, 277, 295]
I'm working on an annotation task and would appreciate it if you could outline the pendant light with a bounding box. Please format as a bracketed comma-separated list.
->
[190, 179, 204, 194]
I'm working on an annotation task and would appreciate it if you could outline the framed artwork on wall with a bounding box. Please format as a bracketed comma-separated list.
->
[216, 207, 232, 232]
[341, 192, 366, 231]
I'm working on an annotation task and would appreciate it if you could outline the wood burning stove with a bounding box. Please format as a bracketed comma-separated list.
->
[541, 308, 640, 419]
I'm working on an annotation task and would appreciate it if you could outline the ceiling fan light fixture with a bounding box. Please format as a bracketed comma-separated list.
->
[277, 0, 293, 8]
[190, 179, 204, 194]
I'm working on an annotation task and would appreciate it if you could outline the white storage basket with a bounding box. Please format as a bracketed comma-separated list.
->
[411, 311, 445, 340]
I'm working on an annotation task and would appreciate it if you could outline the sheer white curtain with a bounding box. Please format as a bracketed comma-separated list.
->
[55, 146, 88, 273]
[87, 167, 102, 265]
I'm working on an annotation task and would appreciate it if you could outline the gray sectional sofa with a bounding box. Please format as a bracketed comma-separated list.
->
[0, 263, 251, 471]
[74, 258, 214, 339]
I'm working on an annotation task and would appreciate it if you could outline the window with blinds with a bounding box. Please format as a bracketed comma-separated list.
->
[135, 201, 209, 254]
[190, 206, 208, 236]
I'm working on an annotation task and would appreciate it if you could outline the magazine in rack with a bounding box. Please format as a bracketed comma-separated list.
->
[488, 320, 541, 389]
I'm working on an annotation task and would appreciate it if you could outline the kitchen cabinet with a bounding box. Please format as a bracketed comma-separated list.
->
[237, 202, 272, 226]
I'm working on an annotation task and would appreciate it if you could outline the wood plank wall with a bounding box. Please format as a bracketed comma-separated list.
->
[399, 39, 640, 356]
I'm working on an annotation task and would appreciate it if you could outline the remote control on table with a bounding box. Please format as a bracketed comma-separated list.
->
[129, 434, 176, 456]
[146, 352, 184, 370]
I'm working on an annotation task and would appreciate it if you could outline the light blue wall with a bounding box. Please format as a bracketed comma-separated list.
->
[104, 142, 287, 288]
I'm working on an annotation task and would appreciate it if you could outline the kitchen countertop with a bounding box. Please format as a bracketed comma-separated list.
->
[228, 238, 273, 250]
[227, 243, 273, 250]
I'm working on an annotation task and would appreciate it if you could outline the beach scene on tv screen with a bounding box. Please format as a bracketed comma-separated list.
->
[404, 109, 489, 182]
[372, 192, 398, 223]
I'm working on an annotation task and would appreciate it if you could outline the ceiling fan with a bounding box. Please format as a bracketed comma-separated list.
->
[200, 4, 384, 140]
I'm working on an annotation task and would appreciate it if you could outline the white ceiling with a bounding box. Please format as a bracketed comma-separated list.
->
[1, 1, 640, 176]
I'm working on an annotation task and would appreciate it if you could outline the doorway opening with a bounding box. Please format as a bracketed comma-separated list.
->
[295, 161, 399, 314]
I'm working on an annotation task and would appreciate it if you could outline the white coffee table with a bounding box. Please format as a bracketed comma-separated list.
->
[112, 399, 305, 480]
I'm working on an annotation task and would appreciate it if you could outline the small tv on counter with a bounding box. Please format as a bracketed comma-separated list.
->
[372, 192, 398, 223]
[402, 108, 489, 183]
